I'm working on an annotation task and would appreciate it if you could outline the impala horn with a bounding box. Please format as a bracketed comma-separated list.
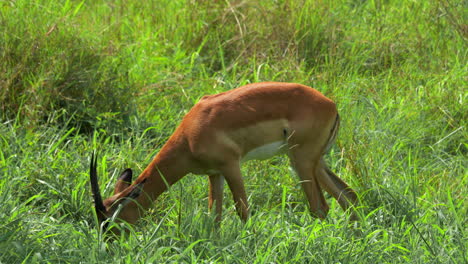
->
[90, 152, 107, 217]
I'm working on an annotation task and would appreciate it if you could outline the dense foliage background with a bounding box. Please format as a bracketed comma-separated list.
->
[1, 0, 466, 262]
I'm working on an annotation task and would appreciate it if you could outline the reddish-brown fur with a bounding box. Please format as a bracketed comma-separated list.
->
[90, 82, 358, 233]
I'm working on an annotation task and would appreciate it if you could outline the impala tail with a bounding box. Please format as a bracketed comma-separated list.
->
[323, 114, 340, 154]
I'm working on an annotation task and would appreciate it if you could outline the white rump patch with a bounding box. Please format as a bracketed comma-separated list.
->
[241, 141, 287, 162]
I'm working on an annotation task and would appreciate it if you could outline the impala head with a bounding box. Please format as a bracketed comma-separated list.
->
[89, 153, 146, 234]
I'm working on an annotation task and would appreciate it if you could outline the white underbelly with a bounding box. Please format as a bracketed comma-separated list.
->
[241, 141, 287, 162]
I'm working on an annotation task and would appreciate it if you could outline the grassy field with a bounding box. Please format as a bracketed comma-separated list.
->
[1, 0, 466, 263]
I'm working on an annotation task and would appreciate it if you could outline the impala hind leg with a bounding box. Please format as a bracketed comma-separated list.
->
[220, 162, 249, 222]
[316, 159, 358, 220]
[290, 151, 329, 218]
[208, 174, 224, 223]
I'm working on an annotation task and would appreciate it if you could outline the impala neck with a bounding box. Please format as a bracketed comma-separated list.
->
[133, 138, 192, 212]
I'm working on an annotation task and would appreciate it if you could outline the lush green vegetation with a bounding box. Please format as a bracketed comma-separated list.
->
[1, 0, 466, 262]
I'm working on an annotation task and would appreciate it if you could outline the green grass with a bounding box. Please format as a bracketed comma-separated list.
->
[1, 0, 466, 263]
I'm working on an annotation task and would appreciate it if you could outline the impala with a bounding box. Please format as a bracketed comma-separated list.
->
[90, 82, 358, 233]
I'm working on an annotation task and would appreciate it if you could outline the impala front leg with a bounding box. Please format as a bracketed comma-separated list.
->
[208, 174, 224, 223]
[220, 162, 249, 222]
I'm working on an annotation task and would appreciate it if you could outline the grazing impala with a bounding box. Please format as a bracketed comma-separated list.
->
[90, 82, 358, 233]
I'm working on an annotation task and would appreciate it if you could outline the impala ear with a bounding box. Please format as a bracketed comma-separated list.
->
[114, 168, 133, 194]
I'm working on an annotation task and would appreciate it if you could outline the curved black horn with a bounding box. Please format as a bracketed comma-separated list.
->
[90, 152, 106, 215]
